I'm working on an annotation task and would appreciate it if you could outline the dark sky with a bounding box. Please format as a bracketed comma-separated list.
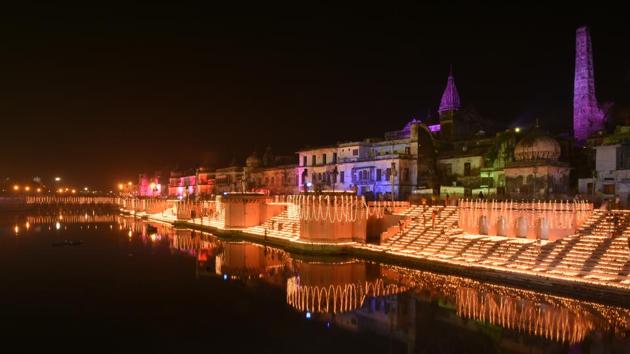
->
[0, 2, 628, 189]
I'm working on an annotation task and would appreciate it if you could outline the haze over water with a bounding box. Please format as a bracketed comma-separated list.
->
[1, 208, 629, 353]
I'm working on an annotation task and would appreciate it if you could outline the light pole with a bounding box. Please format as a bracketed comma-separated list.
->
[332, 166, 338, 194]
[390, 162, 397, 202]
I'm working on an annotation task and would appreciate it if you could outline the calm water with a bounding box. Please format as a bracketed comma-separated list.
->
[1, 209, 630, 354]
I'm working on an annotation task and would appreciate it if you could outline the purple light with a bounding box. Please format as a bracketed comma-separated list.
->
[428, 124, 441, 132]
[573, 26, 604, 142]
[438, 66, 461, 114]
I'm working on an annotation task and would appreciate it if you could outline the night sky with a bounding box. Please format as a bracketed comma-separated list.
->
[1, 2, 628, 189]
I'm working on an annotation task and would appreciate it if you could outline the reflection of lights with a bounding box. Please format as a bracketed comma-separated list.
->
[223, 274, 228, 280]
[55, 222, 61, 230]
[128, 230, 133, 238]
[14, 225, 19, 234]
[25, 222, 30, 230]
[305, 311, 312, 319]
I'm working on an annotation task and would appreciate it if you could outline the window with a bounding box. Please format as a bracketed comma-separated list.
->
[340, 171, 345, 183]
[322, 154, 327, 165]
[386, 168, 391, 181]
[333, 172, 337, 183]
[603, 184, 615, 195]
[333, 152, 337, 163]
[352, 149, 358, 156]
[312, 155, 316, 166]
[376, 169, 382, 181]
[302, 156, 307, 166]
[464, 162, 471, 177]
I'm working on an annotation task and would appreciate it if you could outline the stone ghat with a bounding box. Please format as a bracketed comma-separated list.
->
[120, 200, 630, 306]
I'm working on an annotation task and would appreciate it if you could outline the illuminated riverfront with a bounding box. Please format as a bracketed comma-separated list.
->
[2, 210, 629, 353]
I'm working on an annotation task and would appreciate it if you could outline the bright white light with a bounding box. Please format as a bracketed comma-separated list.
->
[305, 311, 312, 319]
[55, 222, 61, 230]
[54, 177, 61, 182]
[515, 127, 521, 133]
[223, 274, 228, 280]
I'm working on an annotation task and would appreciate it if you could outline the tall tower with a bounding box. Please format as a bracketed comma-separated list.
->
[438, 66, 461, 140]
[573, 26, 604, 142]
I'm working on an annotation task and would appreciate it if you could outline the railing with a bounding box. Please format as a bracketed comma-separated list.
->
[26, 196, 117, 205]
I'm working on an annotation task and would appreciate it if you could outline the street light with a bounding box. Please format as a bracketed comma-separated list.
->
[54, 177, 61, 182]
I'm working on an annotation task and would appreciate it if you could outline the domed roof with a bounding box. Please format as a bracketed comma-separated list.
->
[514, 127, 561, 161]
[245, 152, 262, 168]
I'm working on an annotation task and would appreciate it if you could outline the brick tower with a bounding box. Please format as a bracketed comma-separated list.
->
[573, 26, 604, 142]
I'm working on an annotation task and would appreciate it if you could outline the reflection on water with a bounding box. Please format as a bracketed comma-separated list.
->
[5, 210, 630, 353]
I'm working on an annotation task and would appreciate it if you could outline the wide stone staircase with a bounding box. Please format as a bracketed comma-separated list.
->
[382, 205, 461, 252]
[246, 204, 301, 240]
[377, 205, 630, 286]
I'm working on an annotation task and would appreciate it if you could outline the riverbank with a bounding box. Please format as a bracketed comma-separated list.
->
[125, 209, 630, 308]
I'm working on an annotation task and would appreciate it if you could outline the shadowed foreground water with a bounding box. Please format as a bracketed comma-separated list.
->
[1, 209, 629, 354]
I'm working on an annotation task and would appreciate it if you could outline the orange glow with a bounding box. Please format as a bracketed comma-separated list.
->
[14, 225, 19, 234]
[57, 188, 63, 193]
[24, 186, 31, 191]
[118, 183, 124, 190]
[71, 189, 76, 194]
[13, 185, 19, 191]
[36, 188, 42, 193]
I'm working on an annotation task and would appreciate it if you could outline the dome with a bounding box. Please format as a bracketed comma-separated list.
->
[514, 128, 561, 161]
[246, 152, 262, 168]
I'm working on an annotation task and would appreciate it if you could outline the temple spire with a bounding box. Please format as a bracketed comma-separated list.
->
[438, 66, 461, 114]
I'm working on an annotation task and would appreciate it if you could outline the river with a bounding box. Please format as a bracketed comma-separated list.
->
[1, 208, 629, 353]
